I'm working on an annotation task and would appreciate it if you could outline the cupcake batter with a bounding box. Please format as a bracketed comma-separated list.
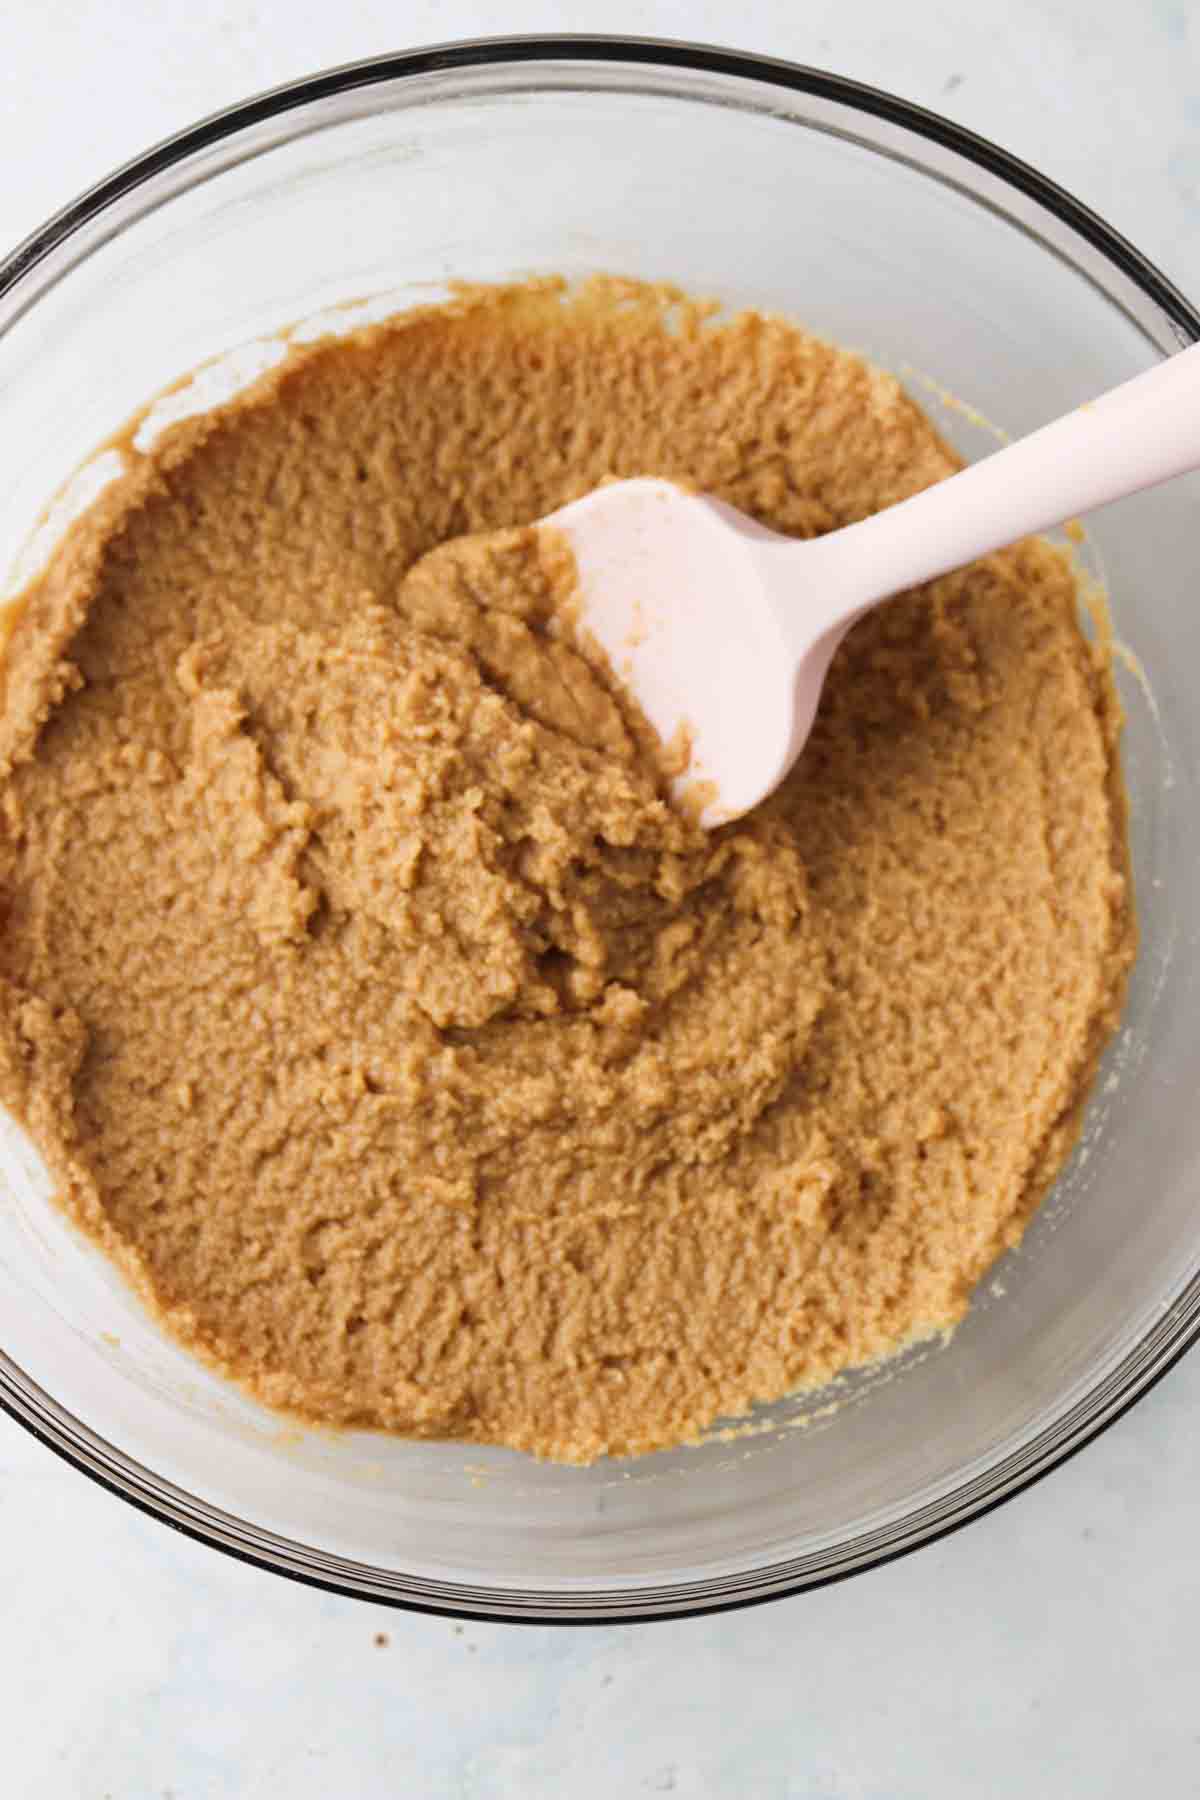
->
[0, 279, 1133, 1461]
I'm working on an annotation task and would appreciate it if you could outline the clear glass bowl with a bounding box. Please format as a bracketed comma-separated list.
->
[1, 38, 1198, 1625]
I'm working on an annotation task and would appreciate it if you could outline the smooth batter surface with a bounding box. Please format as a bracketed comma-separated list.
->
[0, 279, 1133, 1462]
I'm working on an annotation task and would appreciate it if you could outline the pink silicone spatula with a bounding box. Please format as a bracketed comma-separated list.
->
[545, 342, 1200, 824]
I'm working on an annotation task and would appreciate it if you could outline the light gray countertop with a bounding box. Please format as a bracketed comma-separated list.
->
[2, 2, 1198, 1794]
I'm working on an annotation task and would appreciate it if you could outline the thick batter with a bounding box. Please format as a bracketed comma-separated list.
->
[0, 279, 1133, 1461]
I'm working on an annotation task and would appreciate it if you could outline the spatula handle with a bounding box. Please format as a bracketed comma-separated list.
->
[807, 339, 1200, 614]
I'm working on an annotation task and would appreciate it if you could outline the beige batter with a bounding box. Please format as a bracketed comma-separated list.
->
[0, 278, 1133, 1462]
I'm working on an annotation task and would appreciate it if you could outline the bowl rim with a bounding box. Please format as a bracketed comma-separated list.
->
[2, 33, 1198, 1627]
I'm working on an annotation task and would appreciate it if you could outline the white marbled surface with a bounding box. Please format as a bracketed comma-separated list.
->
[2, 1, 1199, 1794]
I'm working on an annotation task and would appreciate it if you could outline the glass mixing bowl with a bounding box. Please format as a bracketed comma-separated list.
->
[1, 38, 1198, 1625]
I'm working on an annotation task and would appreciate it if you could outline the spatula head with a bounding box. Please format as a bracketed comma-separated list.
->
[544, 479, 811, 825]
